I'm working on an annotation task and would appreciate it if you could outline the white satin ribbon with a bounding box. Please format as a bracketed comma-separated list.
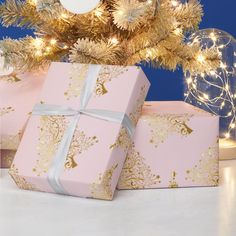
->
[32, 65, 135, 195]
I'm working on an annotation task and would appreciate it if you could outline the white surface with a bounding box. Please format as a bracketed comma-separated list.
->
[59, 0, 100, 14]
[0, 161, 236, 236]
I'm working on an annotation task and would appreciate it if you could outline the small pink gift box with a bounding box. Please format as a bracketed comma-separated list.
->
[0, 70, 47, 168]
[10, 62, 150, 200]
[118, 101, 219, 190]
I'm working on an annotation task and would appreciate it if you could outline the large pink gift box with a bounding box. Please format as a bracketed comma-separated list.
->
[10, 62, 150, 200]
[0, 71, 47, 167]
[118, 101, 219, 190]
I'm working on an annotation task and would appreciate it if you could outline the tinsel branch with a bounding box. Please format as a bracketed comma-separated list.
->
[0, 0, 221, 75]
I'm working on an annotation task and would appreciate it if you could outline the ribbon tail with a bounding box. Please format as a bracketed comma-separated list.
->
[47, 114, 80, 195]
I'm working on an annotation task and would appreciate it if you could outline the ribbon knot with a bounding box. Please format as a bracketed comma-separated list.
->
[32, 65, 135, 195]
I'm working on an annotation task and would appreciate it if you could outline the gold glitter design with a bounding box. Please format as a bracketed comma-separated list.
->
[0, 73, 21, 83]
[95, 66, 128, 96]
[168, 171, 179, 188]
[33, 116, 98, 175]
[33, 116, 68, 176]
[64, 130, 98, 170]
[0, 130, 23, 149]
[90, 164, 118, 200]
[110, 127, 132, 151]
[129, 85, 147, 125]
[9, 164, 37, 191]
[64, 64, 89, 100]
[144, 114, 193, 147]
[118, 146, 161, 189]
[0, 106, 15, 116]
[186, 145, 219, 186]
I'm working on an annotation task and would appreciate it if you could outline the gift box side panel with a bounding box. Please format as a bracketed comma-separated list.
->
[118, 106, 219, 190]
[0, 70, 47, 140]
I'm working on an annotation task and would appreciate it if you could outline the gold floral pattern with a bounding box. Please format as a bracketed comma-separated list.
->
[0, 106, 15, 116]
[33, 116, 98, 175]
[64, 130, 98, 170]
[90, 164, 118, 200]
[129, 85, 147, 125]
[0, 73, 21, 83]
[185, 145, 219, 186]
[118, 146, 161, 189]
[64, 64, 128, 100]
[64, 64, 89, 100]
[9, 164, 37, 190]
[144, 114, 193, 147]
[95, 66, 128, 96]
[110, 127, 132, 151]
[168, 171, 179, 188]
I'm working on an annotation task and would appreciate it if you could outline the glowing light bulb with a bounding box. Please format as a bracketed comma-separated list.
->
[61, 13, 69, 19]
[32, 38, 44, 48]
[174, 28, 182, 36]
[50, 39, 57, 45]
[220, 62, 227, 69]
[197, 54, 205, 63]
[225, 133, 230, 139]
[210, 32, 217, 42]
[95, 9, 102, 17]
[203, 93, 209, 99]
[171, 0, 179, 7]
[110, 37, 119, 45]
[187, 77, 192, 85]
[230, 123, 236, 129]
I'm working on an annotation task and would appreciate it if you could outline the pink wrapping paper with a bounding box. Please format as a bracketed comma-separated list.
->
[10, 62, 150, 200]
[0, 70, 47, 150]
[118, 101, 219, 190]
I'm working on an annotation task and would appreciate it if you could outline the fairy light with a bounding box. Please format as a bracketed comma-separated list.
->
[28, 0, 37, 5]
[32, 38, 44, 48]
[197, 54, 206, 63]
[110, 37, 119, 45]
[171, 0, 179, 7]
[50, 39, 57, 45]
[61, 13, 69, 19]
[210, 32, 217, 42]
[185, 31, 236, 141]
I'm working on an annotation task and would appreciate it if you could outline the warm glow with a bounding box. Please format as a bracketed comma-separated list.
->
[225, 133, 231, 139]
[50, 39, 57, 45]
[187, 77, 192, 85]
[32, 38, 44, 48]
[110, 37, 119, 45]
[171, 0, 179, 7]
[61, 13, 69, 19]
[197, 54, 205, 63]
[210, 32, 217, 42]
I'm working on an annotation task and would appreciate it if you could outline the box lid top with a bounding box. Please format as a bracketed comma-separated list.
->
[143, 101, 218, 118]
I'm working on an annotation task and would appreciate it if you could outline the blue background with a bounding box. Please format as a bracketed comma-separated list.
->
[0, 0, 235, 101]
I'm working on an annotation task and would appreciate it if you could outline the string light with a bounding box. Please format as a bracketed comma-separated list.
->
[32, 38, 44, 48]
[196, 54, 206, 63]
[50, 39, 57, 45]
[185, 29, 236, 140]
[171, 0, 179, 7]
[109, 37, 119, 45]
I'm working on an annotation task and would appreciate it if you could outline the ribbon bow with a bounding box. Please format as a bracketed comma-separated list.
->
[32, 65, 135, 195]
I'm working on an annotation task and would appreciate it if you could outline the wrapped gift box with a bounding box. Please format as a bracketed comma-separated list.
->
[118, 101, 219, 190]
[0, 70, 47, 168]
[9, 62, 150, 200]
